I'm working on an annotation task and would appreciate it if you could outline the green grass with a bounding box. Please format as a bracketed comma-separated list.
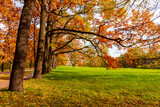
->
[0, 66, 160, 106]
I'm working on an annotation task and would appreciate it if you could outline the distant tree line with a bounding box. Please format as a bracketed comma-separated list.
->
[118, 45, 160, 69]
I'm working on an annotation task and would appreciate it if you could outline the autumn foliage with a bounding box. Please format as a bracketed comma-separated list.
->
[119, 45, 160, 69]
[0, 0, 20, 67]
[1, 0, 160, 92]
[1, 0, 160, 70]
[1, 0, 160, 69]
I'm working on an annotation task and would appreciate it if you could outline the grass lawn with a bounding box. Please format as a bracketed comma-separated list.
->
[0, 66, 160, 106]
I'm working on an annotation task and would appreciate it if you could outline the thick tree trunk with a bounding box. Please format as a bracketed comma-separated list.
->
[42, 18, 51, 74]
[52, 55, 57, 69]
[9, 0, 35, 92]
[42, 37, 49, 74]
[34, 0, 47, 79]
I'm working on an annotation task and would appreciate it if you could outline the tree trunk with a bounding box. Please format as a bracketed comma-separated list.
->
[48, 36, 53, 72]
[30, 60, 32, 69]
[72, 64, 76, 67]
[9, 0, 35, 92]
[52, 54, 57, 69]
[33, 0, 47, 79]
[42, 36, 49, 74]
[48, 19, 55, 72]
[42, 17, 51, 74]
[34, 19, 37, 65]
[1, 62, 4, 72]
[1, 56, 4, 72]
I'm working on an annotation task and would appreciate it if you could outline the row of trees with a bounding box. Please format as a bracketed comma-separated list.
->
[119, 45, 160, 68]
[0, 0, 160, 92]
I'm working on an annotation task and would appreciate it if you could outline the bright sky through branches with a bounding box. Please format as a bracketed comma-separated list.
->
[3, 0, 160, 58]
[108, 0, 160, 57]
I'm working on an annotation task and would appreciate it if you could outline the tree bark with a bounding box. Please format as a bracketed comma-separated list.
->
[52, 54, 57, 69]
[42, 37, 49, 74]
[30, 60, 32, 69]
[42, 17, 51, 74]
[33, 0, 47, 79]
[34, 19, 37, 65]
[1, 62, 4, 72]
[48, 36, 52, 72]
[9, 0, 35, 92]
[1, 56, 4, 72]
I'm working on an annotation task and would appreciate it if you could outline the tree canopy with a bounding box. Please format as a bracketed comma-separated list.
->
[0, 0, 160, 92]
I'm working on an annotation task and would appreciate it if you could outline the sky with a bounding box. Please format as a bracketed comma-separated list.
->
[108, 46, 126, 57]
[0, 23, 5, 28]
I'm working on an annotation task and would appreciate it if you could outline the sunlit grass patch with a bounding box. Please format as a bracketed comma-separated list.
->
[0, 66, 160, 106]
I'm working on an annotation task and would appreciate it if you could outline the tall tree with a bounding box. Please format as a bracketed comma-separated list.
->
[42, 16, 52, 74]
[34, 0, 47, 79]
[9, 0, 35, 92]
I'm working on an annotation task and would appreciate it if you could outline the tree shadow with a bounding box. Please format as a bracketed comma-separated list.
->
[44, 70, 115, 81]
[44, 70, 160, 82]
[0, 89, 8, 92]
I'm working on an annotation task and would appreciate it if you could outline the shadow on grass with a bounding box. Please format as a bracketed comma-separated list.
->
[53, 71, 77, 74]
[44, 70, 160, 82]
[44, 70, 118, 81]
[0, 89, 8, 92]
